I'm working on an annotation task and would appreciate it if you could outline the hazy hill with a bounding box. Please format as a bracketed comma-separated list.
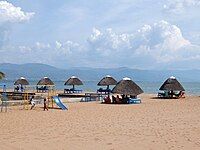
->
[0, 63, 199, 82]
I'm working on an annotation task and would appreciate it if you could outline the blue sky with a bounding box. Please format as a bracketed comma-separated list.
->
[0, 0, 200, 69]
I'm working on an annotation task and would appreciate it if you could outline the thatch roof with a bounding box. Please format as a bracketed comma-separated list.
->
[159, 76, 185, 91]
[112, 77, 143, 95]
[14, 77, 29, 85]
[64, 76, 83, 85]
[0, 71, 5, 80]
[97, 75, 117, 86]
[37, 77, 54, 85]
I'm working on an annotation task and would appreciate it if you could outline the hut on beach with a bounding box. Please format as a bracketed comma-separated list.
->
[14, 77, 29, 92]
[64, 76, 83, 93]
[37, 77, 54, 92]
[37, 77, 54, 85]
[14, 77, 29, 85]
[97, 75, 117, 94]
[112, 77, 143, 96]
[158, 76, 185, 98]
[105, 77, 144, 104]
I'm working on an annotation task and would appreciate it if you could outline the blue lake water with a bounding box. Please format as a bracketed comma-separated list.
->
[1, 80, 200, 95]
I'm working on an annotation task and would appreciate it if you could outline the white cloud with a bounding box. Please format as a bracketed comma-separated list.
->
[0, 24, 10, 47]
[0, 1, 34, 23]
[0, 40, 87, 67]
[55, 41, 62, 49]
[88, 28, 131, 57]
[187, 32, 200, 44]
[0, 1, 34, 48]
[163, 0, 200, 14]
[0, 20, 199, 69]
[132, 20, 192, 61]
[35, 42, 50, 50]
[87, 20, 200, 68]
[56, 41, 82, 55]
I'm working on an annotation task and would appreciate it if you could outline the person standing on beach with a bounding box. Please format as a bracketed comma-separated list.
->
[44, 97, 48, 111]
[30, 96, 35, 110]
[20, 84, 24, 92]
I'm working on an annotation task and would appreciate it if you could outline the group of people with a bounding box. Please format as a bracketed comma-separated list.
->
[29, 96, 48, 111]
[168, 90, 185, 98]
[158, 90, 185, 98]
[36, 86, 48, 93]
[14, 85, 24, 92]
[104, 95, 137, 104]
[97, 88, 111, 94]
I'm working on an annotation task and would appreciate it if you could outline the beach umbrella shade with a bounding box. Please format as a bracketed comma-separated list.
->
[14, 77, 29, 85]
[97, 75, 117, 89]
[159, 76, 185, 91]
[64, 76, 83, 90]
[0, 71, 5, 80]
[112, 77, 143, 96]
[37, 77, 54, 85]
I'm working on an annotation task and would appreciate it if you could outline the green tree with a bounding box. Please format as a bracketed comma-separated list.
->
[0, 71, 5, 80]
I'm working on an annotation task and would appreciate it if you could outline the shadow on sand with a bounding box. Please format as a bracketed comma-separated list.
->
[150, 97, 178, 100]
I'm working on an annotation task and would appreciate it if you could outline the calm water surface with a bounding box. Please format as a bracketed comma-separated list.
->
[1, 80, 200, 95]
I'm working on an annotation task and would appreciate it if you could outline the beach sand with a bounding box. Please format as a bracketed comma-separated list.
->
[0, 94, 200, 150]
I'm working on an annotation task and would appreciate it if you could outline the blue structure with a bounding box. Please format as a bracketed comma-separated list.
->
[0, 83, 8, 112]
[52, 96, 68, 110]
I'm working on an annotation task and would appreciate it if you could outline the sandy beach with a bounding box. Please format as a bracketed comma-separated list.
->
[0, 94, 200, 150]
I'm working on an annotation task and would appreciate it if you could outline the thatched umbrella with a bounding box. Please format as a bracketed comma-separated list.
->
[112, 77, 143, 96]
[0, 71, 5, 80]
[97, 75, 117, 89]
[159, 76, 185, 91]
[37, 77, 54, 85]
[14, 77, 29, 85]
[64, 76, 83, 91]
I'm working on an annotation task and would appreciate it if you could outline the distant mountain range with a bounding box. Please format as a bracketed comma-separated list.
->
[0, 63, 199, 82]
